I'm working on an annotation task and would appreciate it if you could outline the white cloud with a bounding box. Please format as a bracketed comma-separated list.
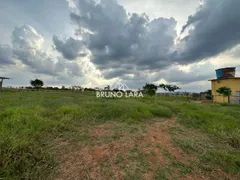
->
[1, 0, 240, 93]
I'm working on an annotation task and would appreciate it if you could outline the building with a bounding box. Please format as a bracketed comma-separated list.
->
[209, 67, 240, 104]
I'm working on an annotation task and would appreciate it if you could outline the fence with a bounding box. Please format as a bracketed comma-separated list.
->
[158, 93, 240, 104]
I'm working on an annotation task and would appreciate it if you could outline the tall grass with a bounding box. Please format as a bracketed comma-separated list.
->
[176, 102, 240, 174]
[0, 91, 240, 178]
[177, 103, 240, 148]
[0, 91, 172, 179]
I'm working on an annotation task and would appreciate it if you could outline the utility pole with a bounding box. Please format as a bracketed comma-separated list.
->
[0, 79, 3, 91]
[0, 77, 10, 92]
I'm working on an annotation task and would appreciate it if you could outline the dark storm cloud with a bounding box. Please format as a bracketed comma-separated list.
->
[62, 0, 240, 80]
[1, 0, 239, 89]
[53, 36, 84, 60]
[68, 0, 177, 71]
[0, 45, 14, 65]
[174, 0, 240, 63]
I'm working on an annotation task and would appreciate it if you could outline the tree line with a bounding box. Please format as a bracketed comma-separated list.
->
[29, 78, 233, 101]
[29, 79, 181, 95]
[28, 79, 95, 91]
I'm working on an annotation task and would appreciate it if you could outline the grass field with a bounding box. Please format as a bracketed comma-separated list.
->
[0, 91, 240, 179]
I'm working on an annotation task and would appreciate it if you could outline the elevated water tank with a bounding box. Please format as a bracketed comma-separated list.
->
[216, 67, 236, 79]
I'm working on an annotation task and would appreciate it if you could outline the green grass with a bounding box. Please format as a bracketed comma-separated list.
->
[0, 91, 240, 179]
[0, 91, 172, 179]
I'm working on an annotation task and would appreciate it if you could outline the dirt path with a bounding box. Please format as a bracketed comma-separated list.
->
[53, 118, 230, 180]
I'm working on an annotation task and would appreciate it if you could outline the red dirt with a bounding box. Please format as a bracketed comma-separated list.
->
[54, 118, 231, 180]
[89, 121, 117, 137]
[55, 118, 193, 179]
[179, 174, 206, 180]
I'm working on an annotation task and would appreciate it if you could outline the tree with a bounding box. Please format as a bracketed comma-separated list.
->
[159, 84, 180, 93]
[167, 85, 181, 93]
[72, 86, 83, 91]
[30, 79, 44, 89]
[143, 83, 158, 96]
[61, 85, 66, 90]
[205, 90, 212, 100]
[216, 86, 232, 103]
[159, 84, 167, 91]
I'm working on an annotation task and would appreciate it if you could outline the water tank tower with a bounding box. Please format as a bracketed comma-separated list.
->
[215, 67, 236, 79]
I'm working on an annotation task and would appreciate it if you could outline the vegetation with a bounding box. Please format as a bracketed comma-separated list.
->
[217, 86, 232, 96]
[159, 84, 181, 93]
[30, 79, 44, 89]
[0, 91, 239, 179]
[143, 83, 158, 96]
[205, 89, 212, 100]
[217, 86, 232, 103]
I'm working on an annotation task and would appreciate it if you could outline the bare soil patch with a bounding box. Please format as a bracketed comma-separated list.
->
[54, 118, 231, 180]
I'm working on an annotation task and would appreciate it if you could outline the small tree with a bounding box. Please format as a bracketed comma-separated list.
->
[159, 84, 167, 91]
[30, 79, 44, 90]
[216, 86, 232, 103]
[205, 90, 212, 100]
[61, 86, 66, 90]
[167, 85, 181, 93]
[143, 83, 158, 96]
[159, 84, 180, 93]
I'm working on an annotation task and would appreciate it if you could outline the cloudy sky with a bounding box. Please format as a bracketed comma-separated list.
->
[1, 0, 240, 92]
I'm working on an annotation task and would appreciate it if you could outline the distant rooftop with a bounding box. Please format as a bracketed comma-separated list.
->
[215, 67, 236, 71]
[209, 77, 240, 81]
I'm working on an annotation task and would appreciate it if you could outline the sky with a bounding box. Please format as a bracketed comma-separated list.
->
[0, 0, 240, 92]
